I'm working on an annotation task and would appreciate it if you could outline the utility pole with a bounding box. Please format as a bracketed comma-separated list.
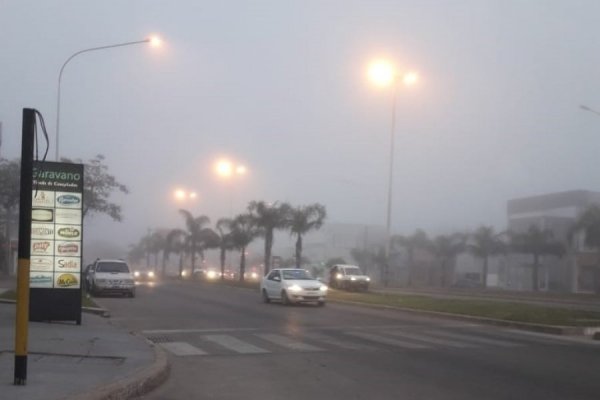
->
[14, 109, 34, 385]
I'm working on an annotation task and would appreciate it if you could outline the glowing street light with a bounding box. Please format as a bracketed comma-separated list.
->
[55, 35, 162, 160]
[214, 158, 248, 216]
[367, 58, 418, 285]
[173, 188, 198, 202]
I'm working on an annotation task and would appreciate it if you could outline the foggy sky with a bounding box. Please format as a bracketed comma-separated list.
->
[2, 0, 600, 258]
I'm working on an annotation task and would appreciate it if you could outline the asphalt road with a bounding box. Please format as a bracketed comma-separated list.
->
[96, 280, 600, 400]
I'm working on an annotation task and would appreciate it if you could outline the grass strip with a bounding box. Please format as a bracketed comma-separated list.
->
[328, 290, 600, 327]
[1, 289, 99, 308]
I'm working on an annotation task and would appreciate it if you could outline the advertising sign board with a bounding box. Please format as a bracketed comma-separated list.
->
[29, 161, 83, 324]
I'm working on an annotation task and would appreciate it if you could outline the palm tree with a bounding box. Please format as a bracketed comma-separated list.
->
[572, 205, 600, 293]
[393, 229, 431, 287]
[468, 226, 505, 288]
[178, 209, 211, 274]
[432, 233, 466, 287]
[164, 229, 187, 278]
[230, 214, 259, 281]
[216, 218, 234, 280]
[509, 226, 564, 291]
[288, 204, 327, 268]
[248, 201, 292, 274]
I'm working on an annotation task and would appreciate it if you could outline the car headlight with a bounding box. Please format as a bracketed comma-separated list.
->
[350, 276, 356, 281]
[336, 273, 343, 279]
[366, 277, 371, 282]
[251, 272, 258, 279]
[134, 271, 140, 277]
[207, 270, 218, 279]
[287, 285, 302, 292]
[319, 285, 328, 292]
[148, 271, 155, 278]
[181, 271, 187, 277]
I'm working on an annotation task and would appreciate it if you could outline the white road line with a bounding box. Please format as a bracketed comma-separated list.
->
[142, 328, 259, 335]
[255, 334, 324, 351]
[384, 330, 478, 348]
[425, 330, 523, 347]
[302, 332, 375, 350]
[160, 342, 208, 356]
[203, 335, 270, 354]
[345, 331, 430, 349]
[502, 329, 600, 346]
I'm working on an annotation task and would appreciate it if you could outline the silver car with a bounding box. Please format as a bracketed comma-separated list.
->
[261, 268, 327, 306]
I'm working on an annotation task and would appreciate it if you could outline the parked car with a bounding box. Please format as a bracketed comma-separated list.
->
[329, 264, 370, 291]
[261, 268, 327, 306]
[87, 259, 136, 297]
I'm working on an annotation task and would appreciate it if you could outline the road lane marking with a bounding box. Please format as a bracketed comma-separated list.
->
[345, 331, 430, 349]
[425, 330, 523, 347]
[160, 342, 207, 356]
[203, 335, 269, 354]
[142, 328, 259, 335]
[384, 330, 478, 348]
[255, 334, 324, 351]
[502, 329, 600, 346]
[302, 332, 375, 350]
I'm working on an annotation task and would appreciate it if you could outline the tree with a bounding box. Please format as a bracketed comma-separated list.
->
[230, 214, 259, 281]
[63, 154, 129, 221]
[164, 229, 187, 278]
[432, 233, 466, 287]
[0, 159, 20, 275]
[393, 230, 431, 287]
[216, 218, 234, 280]
[572, 205, 600, 293]
[288, 204, 327, 268]
[248, 201, 292, 274]
[178, 210, 211, 274]
[510, 226, 564, 291]
[468, 226, 505, 288]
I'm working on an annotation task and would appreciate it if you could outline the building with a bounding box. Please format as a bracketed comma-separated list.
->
[506, 190, 600, 293]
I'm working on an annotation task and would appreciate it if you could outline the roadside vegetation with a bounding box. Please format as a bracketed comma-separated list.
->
[0, 289, 99, 308]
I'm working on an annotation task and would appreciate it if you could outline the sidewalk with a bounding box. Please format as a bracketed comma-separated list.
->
[0, 279, 168, 400]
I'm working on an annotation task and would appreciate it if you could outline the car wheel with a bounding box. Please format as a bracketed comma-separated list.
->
[317, 301, 325, 307]
[130, 290, 136, 298]
[281, 290, 290, 306]
[262, 289, 271, 303]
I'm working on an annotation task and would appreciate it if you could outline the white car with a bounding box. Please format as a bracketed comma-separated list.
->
[88, 259, 136, 297]
[261, 268, 327, 306]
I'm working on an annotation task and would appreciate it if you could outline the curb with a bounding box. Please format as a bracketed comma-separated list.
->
[64, 334, 170, 400]
[0, 299, 110, 317]
[329, 298, 595, 336]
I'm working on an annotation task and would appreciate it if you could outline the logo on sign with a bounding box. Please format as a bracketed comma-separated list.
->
[32, 209, 53, 222]
[31, 275, 53, 284]
[33, 242, 51, 252]
[57, 194, 81, 206]
[57, 259, 79, 269]
[32, 227, 54, 236]
[57, 227, 80, 239]
[57, 243, 79, 254]
[56, 273, 78, 287]
[31, 258, 53, 267]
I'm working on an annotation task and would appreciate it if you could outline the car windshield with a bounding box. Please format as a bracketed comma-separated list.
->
[96, 262, 129, 273]
[282, 270, 313, 280]
[344, 267, 362, 275]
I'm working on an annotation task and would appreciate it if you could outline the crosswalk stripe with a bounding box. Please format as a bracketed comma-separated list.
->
[384, 330, 478, 348]
[302, 332, 374, 350]
[203, 334, 270, 354]
[160, 342, 208, 356]
[255, 333, 323, 351]
[345, 331, 430, 349]
[425, 330, 523, 347]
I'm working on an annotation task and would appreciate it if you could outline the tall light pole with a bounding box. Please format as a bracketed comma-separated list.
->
[368, 60, 418, 284]
[214, 158, 248, 216]
[55, 36, 161, 161]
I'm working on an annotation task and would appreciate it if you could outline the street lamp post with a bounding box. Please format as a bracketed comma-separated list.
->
[368, 60, 417, 285]
[55, 37, 161, 161]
